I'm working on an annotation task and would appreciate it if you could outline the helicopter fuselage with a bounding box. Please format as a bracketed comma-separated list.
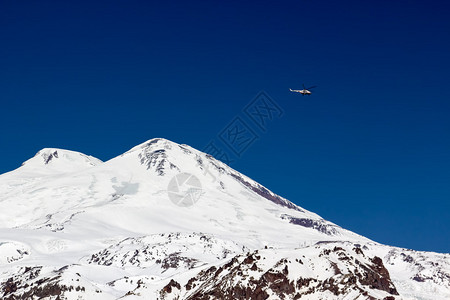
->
[299, 89, 312, 95]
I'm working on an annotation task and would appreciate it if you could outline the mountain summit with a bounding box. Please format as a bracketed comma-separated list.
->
[0, 138, 449, 299]
[19, 148, 102, 174]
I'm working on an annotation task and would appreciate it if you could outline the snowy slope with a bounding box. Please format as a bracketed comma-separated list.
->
[0, 138, 449, 299]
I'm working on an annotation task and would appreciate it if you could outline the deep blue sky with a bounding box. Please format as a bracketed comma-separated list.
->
[1, 1, 449, 253]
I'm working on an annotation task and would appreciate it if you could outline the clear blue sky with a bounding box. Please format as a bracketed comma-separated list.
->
[1, 1, 449, 253]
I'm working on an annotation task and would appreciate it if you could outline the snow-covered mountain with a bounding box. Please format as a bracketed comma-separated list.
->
[0, 138, 449, 299]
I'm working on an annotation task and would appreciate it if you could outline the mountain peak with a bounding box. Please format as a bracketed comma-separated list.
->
[20, 148, 102, 174]
[124, 138, 183, 155]
[116, 138, 312, 213]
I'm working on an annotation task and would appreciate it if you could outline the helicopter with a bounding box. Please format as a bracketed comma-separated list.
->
[290, 84, 317, 95]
